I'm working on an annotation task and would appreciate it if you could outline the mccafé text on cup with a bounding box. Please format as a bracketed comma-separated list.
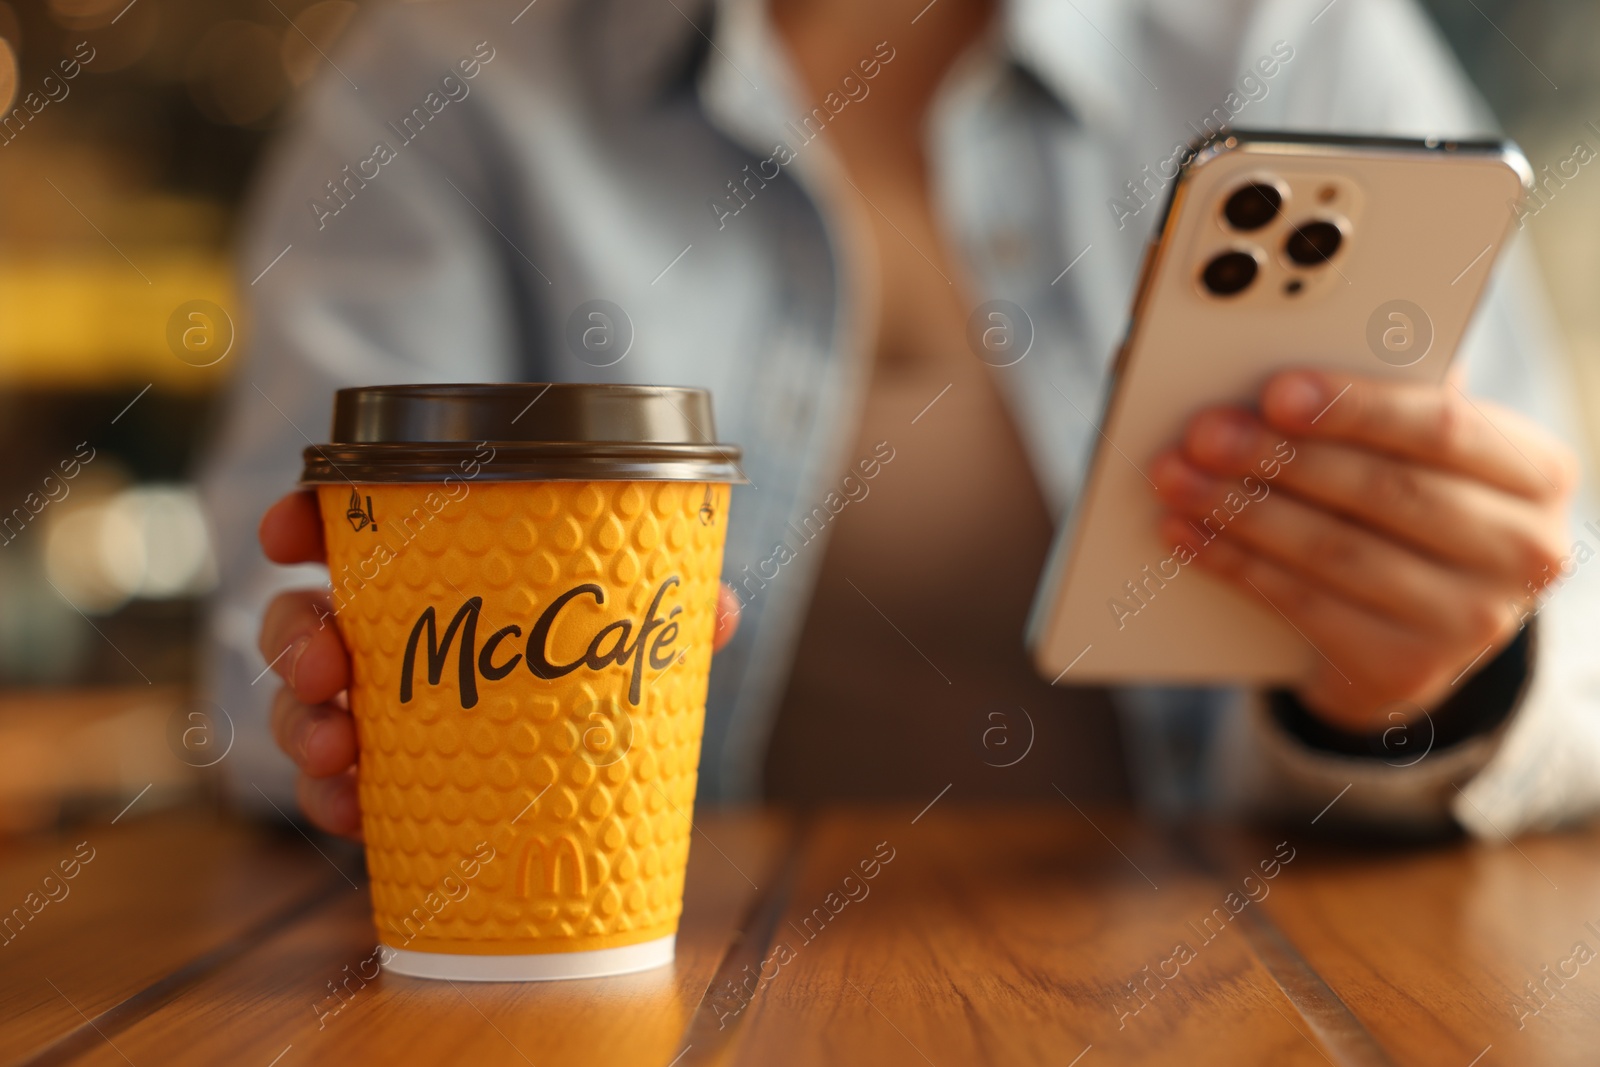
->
[301, 384, 742, 981]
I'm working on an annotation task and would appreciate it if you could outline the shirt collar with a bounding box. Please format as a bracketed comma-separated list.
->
[688, 0, 1148, 148]
[696, 0, 807, 157]
[1003, 0, 1145, 131]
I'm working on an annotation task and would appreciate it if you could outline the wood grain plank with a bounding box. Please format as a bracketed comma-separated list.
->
[59, 813, 786, 1067]
[716, 807, 1338, 1067]
[0, 806, 355, 1066]
[24, 803, 1600, 1066]
[1217, 822, 1600, 1067]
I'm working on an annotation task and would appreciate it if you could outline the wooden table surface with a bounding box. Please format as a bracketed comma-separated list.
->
[3, 802, 1598, 1067]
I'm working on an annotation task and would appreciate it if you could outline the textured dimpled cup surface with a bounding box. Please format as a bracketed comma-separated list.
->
[302, 385, 741, 981]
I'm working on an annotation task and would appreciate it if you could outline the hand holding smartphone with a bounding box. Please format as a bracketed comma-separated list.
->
[1029, 130, 1534, 687]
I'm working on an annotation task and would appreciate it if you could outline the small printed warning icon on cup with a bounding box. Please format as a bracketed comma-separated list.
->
[346, 489, 378, 532]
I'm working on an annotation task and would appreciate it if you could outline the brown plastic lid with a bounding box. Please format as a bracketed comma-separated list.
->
[300, 383, 745, 484]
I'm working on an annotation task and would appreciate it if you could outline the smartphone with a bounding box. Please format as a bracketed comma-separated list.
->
[1027, 129, 1533, 685]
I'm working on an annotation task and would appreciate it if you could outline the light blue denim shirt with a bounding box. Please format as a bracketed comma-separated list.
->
[204, 0, 1600, 835]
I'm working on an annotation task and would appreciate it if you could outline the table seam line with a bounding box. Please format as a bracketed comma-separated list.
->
[12, 875, 352, 1067]
[1173, 829, 1401, 1067]
[666, 816, 809, 1067]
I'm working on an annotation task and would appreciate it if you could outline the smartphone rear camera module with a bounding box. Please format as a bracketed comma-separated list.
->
[1285, 220, 1344, 266]
[1222, 183, 1283, 231]
[1201, 250, 1260, 296]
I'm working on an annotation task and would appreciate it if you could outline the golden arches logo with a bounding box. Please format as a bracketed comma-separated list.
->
[516, 834, 587, 898]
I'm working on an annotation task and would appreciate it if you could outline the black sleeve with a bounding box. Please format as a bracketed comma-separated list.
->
[1267, 625, 1533, 760]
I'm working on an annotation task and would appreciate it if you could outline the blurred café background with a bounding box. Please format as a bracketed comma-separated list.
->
[0, 0, 1596, 833]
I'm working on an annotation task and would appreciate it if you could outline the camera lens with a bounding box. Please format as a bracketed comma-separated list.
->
[1285, 221, 1343, 266]
[1222, 183, 1282, 231]
[1201, 250, 1259, 296]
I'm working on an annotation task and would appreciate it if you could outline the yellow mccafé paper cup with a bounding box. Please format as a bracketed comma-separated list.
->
[302, 384, 742, 981]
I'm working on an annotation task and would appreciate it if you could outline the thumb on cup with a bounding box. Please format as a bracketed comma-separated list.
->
[713, 583, 741, 651]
